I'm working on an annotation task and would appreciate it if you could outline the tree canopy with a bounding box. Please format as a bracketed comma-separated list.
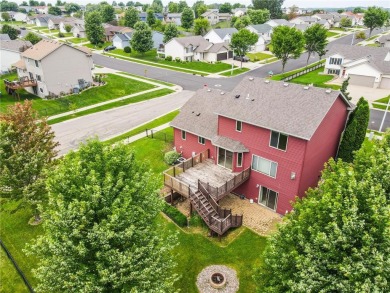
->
[85, 11, 104, 45]
[181, 7, 194, 30]
[163, 23, 179, 43]
[1, 23, 19, 40]
[248, 9, 270, 25]
[146, 8, 156, 27]
[48, 6, 62, 15]
[219, 2, 232, 13]
[131, 21, 153, 55]
[233, 15, 251, 29]
[99, 3, 115, 22]
[193, 17, 209, 36]
[23, 32, 42, 44]
[27, 140, 178, 292]
[168, 1, 178, 13]
[255, 131, 390, 292]
[363, 6, 388, 36]
[252, 0, 284, 18]
[124, 7, 139, 28]
[340, 17, 352, 28]
[230, 28, 258, 67]
[303, 23, 328, 65]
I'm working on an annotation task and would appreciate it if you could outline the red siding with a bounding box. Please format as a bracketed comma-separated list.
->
[173, 128, 215, 159]
[298, 96, 349, 196]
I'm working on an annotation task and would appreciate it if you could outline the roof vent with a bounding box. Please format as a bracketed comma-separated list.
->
[235, 94, 240, 99]
[264, 80, 270, 84]
[207, 89, 211, 92]
[246, 94, 250, 99]
[249, 77, 254, 81]
[220, 92, 225, 95]
[251, 98, 255, 101]
[196, 113, 201, 116]
[325, 89, 332, 94]
[283, 83, 289, 87]
[303, 86, 309, 90]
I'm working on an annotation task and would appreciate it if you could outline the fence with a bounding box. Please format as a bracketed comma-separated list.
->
[145, 128, 168, 142]
[283, 63, 324, 82]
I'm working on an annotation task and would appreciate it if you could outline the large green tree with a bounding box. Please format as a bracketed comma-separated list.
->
[340, 17, 352, 28]
[1, 23, 19, 40]
[1, 12, 11, 21]
[230, 28, 258, 68]
[151, 0, 163, 13]
[303, 23, 327, 65]
[193, 17, 209, 36]
[233, 15, 251, 29]
[0, 102, 58, 220]
[255, 131, 390, 292]
[363, 6, 388, 36]
[131, 21, 153, 55]
[271, 25, 304, 72]
[163, 23, 179, 43]
[27, 140, 177, 292]
[48, 6, 62, 15]
[340, 77, 351, 101]
[181, 7, 194, 30]
[177, 0, 188, 12]
[146, 8, 156, 27]
[252, 0, 284, 18]
[99, 3, 115, 22]
[124, 7, 139, 28]
[248, 9, 270, 24]
[192, 1, 206, 18]
[64, 3, 81, 14]
[168, 1, 178, 13]
[85, 11, 104, 45]
[23, 32, 42, 44]
[219, 2, 232, 13]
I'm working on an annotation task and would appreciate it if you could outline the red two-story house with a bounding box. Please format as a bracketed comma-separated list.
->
[169, 77, 352, 215]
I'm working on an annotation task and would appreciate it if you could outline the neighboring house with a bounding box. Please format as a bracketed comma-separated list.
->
[0, 40, 32, 72]
[289, 16, 318, 25]
[293, 23, 311, 32]
[35, 15, 60, 27]
[250, 35, 267, 52]
[169, 77, 352, 215]
[59, 18, 79, 33]
[112, 31, 163, 49]
[317, 19, 331, 29]
[377, 33, 390, 48]
[13, 39, 94, 98]
[7, 12, 27, 22]
[165, 13, 182, 26]
[26, 15, 38, 25]
[204, 28, 238, 44]
[163, 36, 232, 62]
[325, 44, 390, 89]
[246, 24, 273, 42]
[139, 12, 164, 22]
[19, 6, 35, 13]
[265, 19, 294, 28]
[115, 12, 125, 21]
[0, 34, 11, 41]
[218, 13, 232, 22]
[312, 13, 336, 26]
[202, 10, 219, 25]
[232, 8, 247, 17]
[36, 6, 49, 14]
[72, 22, 86, 38]
[103, 25, 132, 41]
[48, 17, 64, 30]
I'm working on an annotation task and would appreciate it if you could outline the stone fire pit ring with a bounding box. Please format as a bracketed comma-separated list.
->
[196, 265, 239, 293]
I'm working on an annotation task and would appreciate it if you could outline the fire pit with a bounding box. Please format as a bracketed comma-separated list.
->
[210, 272, 226, 289]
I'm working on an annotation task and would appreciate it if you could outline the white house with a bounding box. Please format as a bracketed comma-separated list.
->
[48, 17, 64, 30]
[13, 40, 94, 98]
[317, 19, 331, 29]
[0, 40, 32, 72]
[265, 19, 294, 28]
[163, 36, 232, 62]
[6, 12, 28, 22]
[312, 14, 336, 26]
[202, 10, 219, 25]
[232, 8, 247, 17]
[204, 28, 237, 44]
[72, 22, 86, 38]
[36, 6, 49, 14]
[246, 24, 273, 42]
[325, 44, 390, 89]
[112, 31, 163, 50]
[293, 23, 311, 32]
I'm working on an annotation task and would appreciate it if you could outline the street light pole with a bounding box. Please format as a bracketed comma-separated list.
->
[378, 97, 390, 133]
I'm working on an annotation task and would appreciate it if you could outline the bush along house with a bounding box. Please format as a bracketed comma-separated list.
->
[163, 77, 352, 236]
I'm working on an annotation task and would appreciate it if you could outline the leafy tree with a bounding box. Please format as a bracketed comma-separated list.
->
[271, 25, 304, 72]
[230, 28, 258, 68]
[124, 7, 139, 28]
[233, 15, 251, 29]
[193, 17, 209, 36]
[99, 4, 115, 22]
[163, 23, 179, 43]
[126, 1, 134, 6]
[146, 8, 156, 27]
[0, 102, 58, 220]
[29, 0, 39, 6]
[303, 23, 327, 65]
[118, 2, 124, 7]
[177, 0, 188, 13]
[112, 0, 117, 6]
[192, 0, 206, 18]
[363, 6, 388, 36]
[232, 3, 244, 9]
[168, 1, 178, 13]
[287, 5, 298, 20]
[23, 32, 42, 44]
[1, 24, 19, 40]
[353, 7, 364, 13]
[39, 1, 45, 5]
[1, 12, 10, 21]
[64, 24, 72, 33]
[21, 1, 28, 5]
[337, 9, 345, 13]
[355, 31, 366, 39]
[27, 140, 178, 292]
[340, 77, 351, 101]
[252, 0, 284, 18]
[340, 17, 352, 28]
[131, 21, 153, 55]
[48, 6, 62, 15]
[64, 3, 81, 14]
[219, 2, 232, 13]
[181, 7, 194, 30]
[255, 131, 390, 292]
[0, 1, 18, 11]
[248, 9, 270, 24]
[85, 11, 104, 45]
[337, 118, 357, 163]
[151, 0, 163, 13]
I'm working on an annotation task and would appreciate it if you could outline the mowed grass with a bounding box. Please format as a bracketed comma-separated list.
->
[220, 68, 250, 76]
[289, 68, 335, 87]
[0, 248, 29, 293]
[372, 95, 390, 110]
[271, 59, 326, 80]
[247, 52, 274, 62]
[66, 37, 89, 44]
[0, 73, 156, 117]
[326, 31, 339, 38]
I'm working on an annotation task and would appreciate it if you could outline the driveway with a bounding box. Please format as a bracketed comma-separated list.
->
[348, 85, 390, 105]
[52, 90, 193, 155]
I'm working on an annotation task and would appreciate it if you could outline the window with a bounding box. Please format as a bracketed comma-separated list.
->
[327, 69, 340, 75]
[259, 186, 278, 210]
[181, 130, 186, 140]
[329, 57, 342, 65]
[237, 153, 243, 167]
[252, 155, 277, 178]
[270, 131, 288, 151]
[236, 120, 242, 132]
[198, 136, 205, 145]
[35, 60, 39, 67]
[39, 88, 43, 93]
[36, 74, 41, 81]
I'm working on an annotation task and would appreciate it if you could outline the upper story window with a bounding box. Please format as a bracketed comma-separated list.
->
[237, 152, 243, 167]
[35, 60, 39, 67]
[270, 131, 288, 151]
[236, 120, 242, 132]
[181, 130, 186, 140]
[36, 74, 41, 81]
[198, 136, 205, 145]
[329, 57, 342, 65]
[252, 155, 277, 178]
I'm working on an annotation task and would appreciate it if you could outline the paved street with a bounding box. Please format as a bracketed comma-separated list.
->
[369, 109, 390, 132]
[52, 90, 193, 155]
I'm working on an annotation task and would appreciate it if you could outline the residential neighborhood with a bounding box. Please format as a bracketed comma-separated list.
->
[0, 0, 389, 293]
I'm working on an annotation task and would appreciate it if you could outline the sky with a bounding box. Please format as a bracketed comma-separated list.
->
[14, 0, 390, 8]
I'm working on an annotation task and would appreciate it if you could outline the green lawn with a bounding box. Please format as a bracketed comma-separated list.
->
[66, 37, 89, 44]
[287, 68, 341, 90]
[220, 68, 250, 77]
[247, 52, 274, 62]
[326, 31, 339, 38]
[372, 95, 390, 110]
[366, 35, 379, 41]
[0, 248, 29, 293]
[366, 43, 380, 47]
[0, 73, 156, 117]
[212, 21, 231, 29]
[110, 49, 234, 73]
[84, 41, 112, 49]
[271, 59, 326, 81]
[118, 72, 175, 87]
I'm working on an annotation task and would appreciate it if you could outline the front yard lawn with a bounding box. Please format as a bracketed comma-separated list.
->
[0, 73, 156, 117]
[372, 95, 390, 110]
[326, 31, 339, 38]
[366, 43, 380, 47]
[271, 60, 326, 81]
[247, 52, 274, 62]
[84, 41, 111, 49]
[66, 37, 89, 44]
[289, 68, 340, 89]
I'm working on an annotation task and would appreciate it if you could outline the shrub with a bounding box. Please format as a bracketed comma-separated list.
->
[58, 32, 65, 38]
[165, 55, 172, 61]
[355, 31, 366, 39]
[164, 151, 181, 165]
[123, 46, 131, 53]
[175, 57, 181, 62]
[162, 203, 187, 227]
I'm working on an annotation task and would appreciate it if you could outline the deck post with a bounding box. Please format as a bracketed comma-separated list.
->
[170, 189, 173, 204]
[190, 202, 193, 215]
[173, 167, 175, 177]
[182, 162, 185, 172]
[191, 157, 194, 167]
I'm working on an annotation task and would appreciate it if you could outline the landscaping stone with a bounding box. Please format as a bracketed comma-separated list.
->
[196, 265, 239, 293]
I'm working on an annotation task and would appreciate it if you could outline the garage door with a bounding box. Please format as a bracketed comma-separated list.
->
[348, 74, 375, 88]
[228, 51, 233, 58]
[217, 52, 228, 61]
[379, 77, 390, 89]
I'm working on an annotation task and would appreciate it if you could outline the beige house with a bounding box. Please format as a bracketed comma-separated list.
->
[13, 40, 94, 98]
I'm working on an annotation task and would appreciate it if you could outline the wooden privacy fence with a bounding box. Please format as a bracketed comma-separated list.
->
[283, 64, 324, 82]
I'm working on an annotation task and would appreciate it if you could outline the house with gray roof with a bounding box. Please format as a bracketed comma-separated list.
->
[246, 24, 273, 41]
[325, 44, 390, 89]
[265, 19, 294, 28]
[112, 31, 163, 50]
[289, 16, 318, 25]
[169, 77, 352, 214]
[204, 28, 238, 44]
[0, 40, 32, 72]
[163, 36, 232, 62]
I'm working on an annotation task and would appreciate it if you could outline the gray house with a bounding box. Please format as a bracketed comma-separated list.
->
[112, 31, 164, 50]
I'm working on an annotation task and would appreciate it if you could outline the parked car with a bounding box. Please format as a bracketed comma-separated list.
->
[103, 45, 116, 52]
[234, 55, 250, 62]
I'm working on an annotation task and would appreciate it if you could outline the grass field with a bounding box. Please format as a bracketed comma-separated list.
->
[0, 73, 156, 117]
[289, 68, 335, 87]
[84, 41, 111, 49]
[66, 37, 89, 44]
[247, 52, 274, 62]
[271, 60, 326, 81]
[326, 31, 339, 38]
[0, 248, 29, 293]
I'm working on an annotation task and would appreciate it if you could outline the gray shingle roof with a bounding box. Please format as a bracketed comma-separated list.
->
[0, 40, 32, 52]
[212, 28, 238, 39]
[294, 23, 310, 31]
[212, 136, 249, 152]
[0, 34, 11, 41]
[173, 36, 209, 48]
[328, 44, 390, 74]
[172, 78, 351, 141]
[248, 24, 272, 33]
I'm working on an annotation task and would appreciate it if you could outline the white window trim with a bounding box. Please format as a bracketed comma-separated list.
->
[251, 154, 278, 178]
[258, 185, 279, 211]
[269, 131, 288, 152]
[198, 136, 205, 145]
[181, 130, 186, 140]
[236, 120, 242, 132]
[237, 152, 243, 167]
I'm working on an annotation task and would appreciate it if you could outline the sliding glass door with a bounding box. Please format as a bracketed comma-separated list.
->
[259, 186, 278, 211]
[218, 147, 233, 170]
